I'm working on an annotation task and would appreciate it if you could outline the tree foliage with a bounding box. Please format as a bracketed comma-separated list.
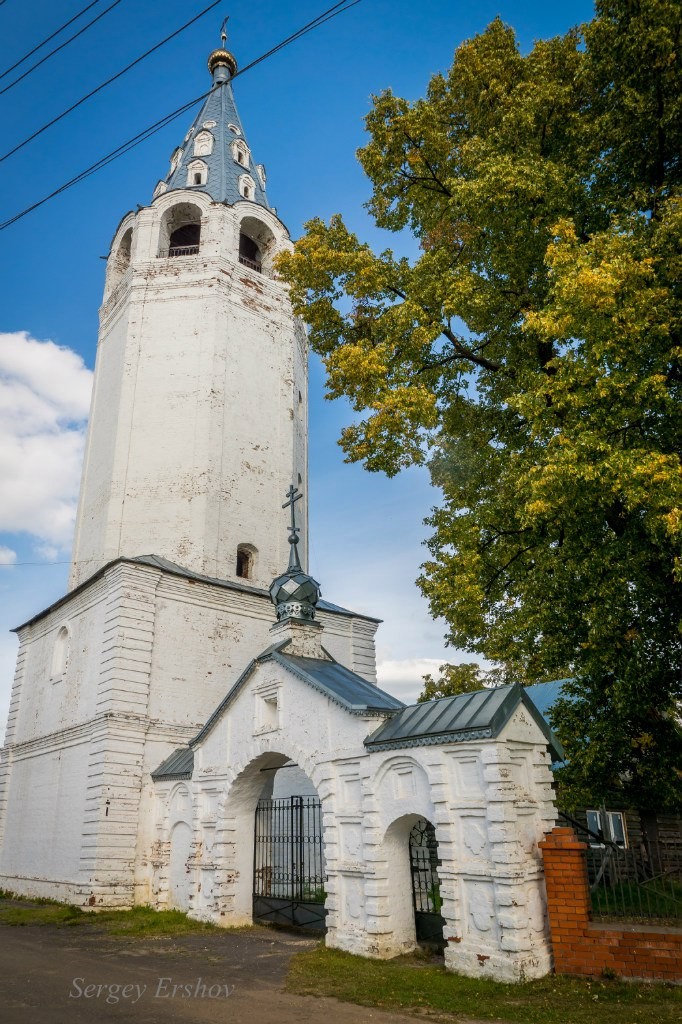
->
[418, 663, 487, 702]
[277, 1, 682, 810]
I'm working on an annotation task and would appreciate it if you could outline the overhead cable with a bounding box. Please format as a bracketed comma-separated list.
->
[0, 0, 123, 96]
[0, 0, 221, 164]
[0, 0, 110, 82]
[0, 0, 363, 232]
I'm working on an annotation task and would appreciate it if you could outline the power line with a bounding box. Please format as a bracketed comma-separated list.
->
[0, 91, 209, 230]
[0, 0, 363, 232]
[0, 0, 123, 97]
[0, 0, 222, 164]
[1, 0, 107, 82]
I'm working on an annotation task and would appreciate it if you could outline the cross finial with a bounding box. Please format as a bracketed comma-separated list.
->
[220, 16, 229, 48]
[282, 484, 303, 570]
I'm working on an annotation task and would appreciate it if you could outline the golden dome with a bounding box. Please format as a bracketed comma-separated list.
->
[208, 48, 237, 78]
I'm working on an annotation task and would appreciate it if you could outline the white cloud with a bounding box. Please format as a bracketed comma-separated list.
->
[377, 657, 443, 704]
[0, 546, 16, 565]
[0, 332, 92, 549]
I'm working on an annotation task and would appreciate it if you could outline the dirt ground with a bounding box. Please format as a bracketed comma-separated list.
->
[0, 923, 438, 1024]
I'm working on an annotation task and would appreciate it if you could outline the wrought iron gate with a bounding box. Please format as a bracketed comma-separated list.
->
[409, 818, 446, 948]
[253, 796, 327, 931]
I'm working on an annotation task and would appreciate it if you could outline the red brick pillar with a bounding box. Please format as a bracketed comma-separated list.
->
[539, 826, 590, 973]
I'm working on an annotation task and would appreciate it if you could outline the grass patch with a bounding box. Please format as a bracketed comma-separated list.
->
[286, 946, 682, 1024]
[0, 895, 216, 936]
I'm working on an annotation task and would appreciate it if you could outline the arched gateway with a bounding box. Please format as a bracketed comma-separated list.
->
[151, 487, 561, 982]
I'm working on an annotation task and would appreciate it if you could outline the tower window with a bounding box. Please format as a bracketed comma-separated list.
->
[238, 232, 261, 271]
[231, 139, 250, 169]
[236, 544, 256, 579]
[158, 201, 202, 258]
[186, 159, 208, 187]
[168, 222, 200, 257]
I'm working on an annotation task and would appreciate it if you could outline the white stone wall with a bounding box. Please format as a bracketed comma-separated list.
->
[158, 646, 557, 982]
[70, 193, 308, 591]
[0, 562, 378, 904]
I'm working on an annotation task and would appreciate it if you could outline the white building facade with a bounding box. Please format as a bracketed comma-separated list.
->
[0, 38, 559, 982]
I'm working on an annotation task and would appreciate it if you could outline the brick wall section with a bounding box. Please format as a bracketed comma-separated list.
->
[539, 826, 682, 981]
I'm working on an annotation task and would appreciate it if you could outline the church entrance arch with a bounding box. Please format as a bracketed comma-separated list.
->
[409, 818, 446, 949]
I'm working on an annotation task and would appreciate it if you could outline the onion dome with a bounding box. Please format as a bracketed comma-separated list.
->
[208, 47, 237, 79]
[269, 485, 321, 622]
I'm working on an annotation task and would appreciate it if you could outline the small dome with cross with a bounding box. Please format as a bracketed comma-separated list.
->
[269, 484, 321, 622]
[269, 568, 321, 622]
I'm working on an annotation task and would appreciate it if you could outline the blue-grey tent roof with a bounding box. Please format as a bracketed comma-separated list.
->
[278, 654, 405, 714]
[151, 747, 194, 780]
[365, 683, 564, 760]
[160, 78, 269, 208]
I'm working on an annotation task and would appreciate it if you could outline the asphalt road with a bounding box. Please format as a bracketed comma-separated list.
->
[0, 924, 427, 1024]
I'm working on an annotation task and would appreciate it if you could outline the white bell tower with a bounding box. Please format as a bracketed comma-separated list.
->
[70, 42, 308, 590]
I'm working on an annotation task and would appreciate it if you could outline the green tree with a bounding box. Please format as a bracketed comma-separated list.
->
[277, 1, 682, 810]
[418, 663, 487, 702]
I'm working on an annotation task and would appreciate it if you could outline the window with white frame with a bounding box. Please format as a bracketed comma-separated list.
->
[238, 173, 256, 200]
[186, 159, 208, 187]
[153, 180, 167, 199]
[193, 130, 214, 157]
[231, 139, 250, 168]
[227, 123, 241, 136]
[256, 163, 266, 188]
[255, 685, 280, 734]
[586, 809, 628, 848]
[169, 147, 182, 174]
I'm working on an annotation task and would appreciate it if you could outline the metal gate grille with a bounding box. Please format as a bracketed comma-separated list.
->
[253, 796, 326, 931]
[409, 818, 446, 947]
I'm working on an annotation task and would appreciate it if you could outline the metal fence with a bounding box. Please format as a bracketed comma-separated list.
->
[253, 796, 325, 903]
[559, 812, 682, 924]
[158, 245, 200, 258]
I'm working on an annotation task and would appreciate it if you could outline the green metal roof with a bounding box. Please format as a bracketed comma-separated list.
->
[151, 747, 194, 780]
[364, 683, 564, 760]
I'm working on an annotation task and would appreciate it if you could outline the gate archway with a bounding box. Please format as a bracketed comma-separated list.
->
[409, 818, 446, 948]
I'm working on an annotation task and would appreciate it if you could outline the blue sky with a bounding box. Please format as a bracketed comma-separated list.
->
[0, 0, 595, 732]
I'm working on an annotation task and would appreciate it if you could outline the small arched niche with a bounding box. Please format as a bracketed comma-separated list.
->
[107, 226, 133, 294]
[158, 202, 202, 258]
[236, 543, 257, 580]
[193, 130, 214, 157]
[238, 216, 277, 276]
[51, 624, 71, 679]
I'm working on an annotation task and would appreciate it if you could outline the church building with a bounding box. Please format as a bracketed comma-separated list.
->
[0, 35, 560, 983]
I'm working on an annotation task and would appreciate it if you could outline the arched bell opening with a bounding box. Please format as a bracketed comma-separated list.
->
[106, 226, 133, 295]
[158, 202, 202, 258]
[238, 215, 277, 276]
